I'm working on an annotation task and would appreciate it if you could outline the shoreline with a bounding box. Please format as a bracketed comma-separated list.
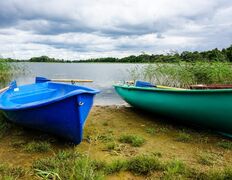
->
[0, 106, 231, 179]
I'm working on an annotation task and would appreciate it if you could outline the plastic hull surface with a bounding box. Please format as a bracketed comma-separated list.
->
[114, 85, 232, 136]
[0, 82, 99, 144]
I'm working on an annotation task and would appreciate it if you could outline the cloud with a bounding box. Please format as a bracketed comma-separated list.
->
[0, 0, 231, 59]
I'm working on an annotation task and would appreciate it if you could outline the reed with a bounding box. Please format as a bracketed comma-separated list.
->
[128, 61, 232, 88]
[0, 60, 26, 87]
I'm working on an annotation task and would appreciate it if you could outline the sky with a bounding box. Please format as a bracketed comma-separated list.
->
[0, 0, 232, 60]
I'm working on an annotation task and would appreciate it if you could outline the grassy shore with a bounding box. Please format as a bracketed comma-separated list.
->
[0, 106, 231, 179]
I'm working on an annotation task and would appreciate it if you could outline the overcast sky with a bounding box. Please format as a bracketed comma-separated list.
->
[0, 0, 231, 60]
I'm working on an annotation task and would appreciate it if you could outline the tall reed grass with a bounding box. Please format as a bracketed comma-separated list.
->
[128, 61, 232, 88]
[0, 60, 26, 87]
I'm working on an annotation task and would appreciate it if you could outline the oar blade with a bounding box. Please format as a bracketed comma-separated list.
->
[35, 77, 51, 83]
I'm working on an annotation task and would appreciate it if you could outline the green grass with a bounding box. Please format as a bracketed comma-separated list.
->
[201, 167, 232, 179]
[162, 159, 188, 179]
[33, 151, 105, 180]
[0, 60, 27, 87]
[0, 61, 13, 86]
[27, 150, 232, 179]
[158, 127, 168, 133]
[70, 156, 105, 180]
[145, 127, 156, 135]
[0, 113, 11, 138]
[104, 159, 126, 174]
[106, 142, 118, 150]
[119, 134, 145, 147]
[97, 134, 114, 143]
[126, 154, 163, 175]
[198, 152, 216, 166]
[217, 140, 232, 150]
[23, 141, 51, 153]
[0, 163, 25, 179]
[11, 140, 27, 148]
[175, 132, 192, 143]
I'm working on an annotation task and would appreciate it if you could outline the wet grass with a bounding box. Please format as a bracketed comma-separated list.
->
[0, 106, 231, 179]
[119, 134, 145, 147]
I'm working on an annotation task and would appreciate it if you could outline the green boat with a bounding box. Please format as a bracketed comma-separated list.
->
[114, 82, 232, 136]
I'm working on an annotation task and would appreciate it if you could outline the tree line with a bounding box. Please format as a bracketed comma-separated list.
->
[1, 45, 232, 63]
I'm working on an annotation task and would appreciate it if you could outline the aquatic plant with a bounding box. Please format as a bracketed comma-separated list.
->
[0, 60, 27, 87]
[128, 61, 232, 88]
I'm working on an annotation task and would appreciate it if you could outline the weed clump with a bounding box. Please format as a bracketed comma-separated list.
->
[145, 127, 156, 135]
[217, 140, 232, 150]
[104, 160, 126, 174]
[0, 163, 25, 179]
[126, 154, 163, 175]
[119, 134, 145, 147]
[163, 159, 188, 179]
[33, 151, 105, 180]
[198, 152, 217, 166]
[0, 113, 11, 138]
[175, 132, 192, 143]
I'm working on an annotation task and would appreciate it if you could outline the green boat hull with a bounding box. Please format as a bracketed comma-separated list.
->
[114, 85, 232, 136]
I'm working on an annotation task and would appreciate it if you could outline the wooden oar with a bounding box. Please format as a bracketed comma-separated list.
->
[156, 85, 186, 90]
[36, 77, 93, 83]
[0, 86, 9, 93]
[51, 79, 93, 83]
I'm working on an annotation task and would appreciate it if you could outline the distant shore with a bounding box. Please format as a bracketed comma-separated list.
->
[1, 44, 232, 63]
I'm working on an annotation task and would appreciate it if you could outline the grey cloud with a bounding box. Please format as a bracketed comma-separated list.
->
[0, 0, 231, 59]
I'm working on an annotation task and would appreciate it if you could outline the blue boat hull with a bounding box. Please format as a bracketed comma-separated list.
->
[0, 80, 99, 144]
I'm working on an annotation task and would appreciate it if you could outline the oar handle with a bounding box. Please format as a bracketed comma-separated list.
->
[0, 86, 9, 93]
[51, 79, 93, 83]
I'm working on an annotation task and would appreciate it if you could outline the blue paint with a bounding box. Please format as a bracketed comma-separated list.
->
[0, 77, 100, 144]
[135, 80, 156, 88]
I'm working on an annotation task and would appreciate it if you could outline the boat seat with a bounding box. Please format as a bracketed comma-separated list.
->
[10, 88, 57, 104]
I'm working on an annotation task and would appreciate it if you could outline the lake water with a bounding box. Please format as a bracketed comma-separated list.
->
[14, 63, 141, 105]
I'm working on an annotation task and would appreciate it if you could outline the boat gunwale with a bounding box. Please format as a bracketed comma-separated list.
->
[113, 84, 232, 93]
[0, 82, 100, 110]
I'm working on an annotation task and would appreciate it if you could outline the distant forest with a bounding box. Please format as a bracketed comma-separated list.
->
[1, 45, 232, 63]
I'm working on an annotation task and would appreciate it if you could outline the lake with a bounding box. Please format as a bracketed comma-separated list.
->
[14, 63, 141, 105]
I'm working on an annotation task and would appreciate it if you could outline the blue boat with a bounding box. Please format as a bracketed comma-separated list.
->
[0, 77, 100, 144]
